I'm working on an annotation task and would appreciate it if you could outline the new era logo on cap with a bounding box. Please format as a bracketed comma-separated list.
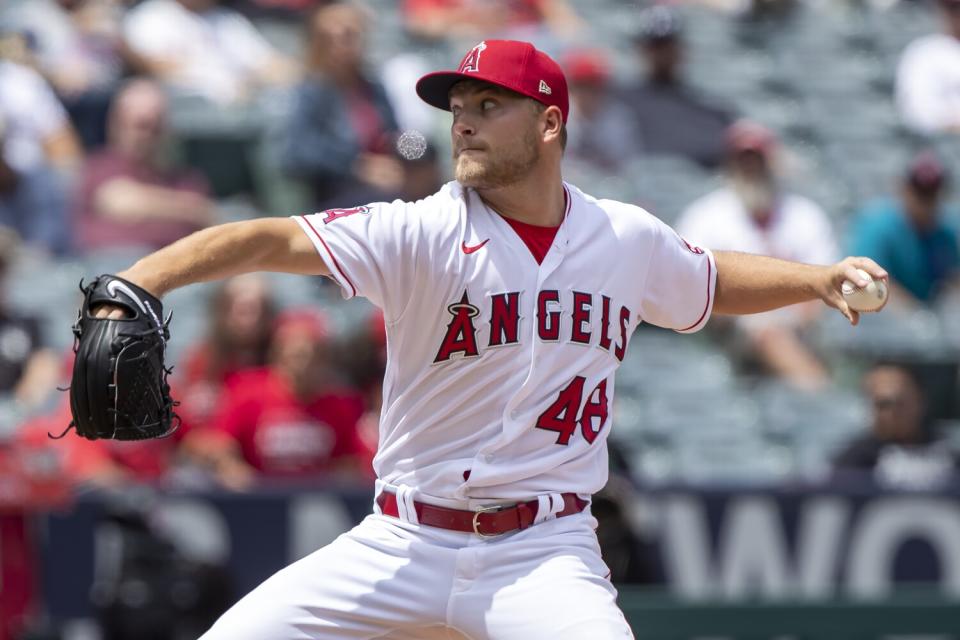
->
[415, 40, 570, 123]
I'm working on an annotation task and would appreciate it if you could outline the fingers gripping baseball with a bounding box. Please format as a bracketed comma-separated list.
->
[822, 257, 890, 325]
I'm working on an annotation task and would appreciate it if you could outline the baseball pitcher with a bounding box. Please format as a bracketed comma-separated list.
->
[70, 40, 887, 639]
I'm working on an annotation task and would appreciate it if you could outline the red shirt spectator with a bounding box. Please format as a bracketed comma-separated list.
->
[200, 308, 367, 483]
[75, 148, 210, 251]
[176, 274, 276, 430]
[21, 392, 192, 484]
[213, 367, 364, 476]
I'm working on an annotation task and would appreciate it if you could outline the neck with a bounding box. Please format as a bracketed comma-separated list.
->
[475, 171, 566, 227]
[315, 64, 361, 88]
[280, 367, 320, 399]
[117, 147, 154, 167]
[906, 207, 937, 233]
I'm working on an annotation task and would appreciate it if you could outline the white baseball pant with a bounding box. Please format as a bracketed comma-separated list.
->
[199, 500, 634, 639]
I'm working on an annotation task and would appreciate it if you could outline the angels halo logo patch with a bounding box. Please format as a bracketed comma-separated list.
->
[458, 42, 487, 73]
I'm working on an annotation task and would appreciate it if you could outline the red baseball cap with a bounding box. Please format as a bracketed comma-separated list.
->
[726, 119, 778, 156]
[907, 150, 947, 192]
[563, 49, 611, 85]
[273, 308, 329, 344]
[416, 40, 569, 123]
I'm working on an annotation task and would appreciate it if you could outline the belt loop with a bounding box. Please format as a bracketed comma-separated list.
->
[533, 493, 565, 525]
[373, 479, 386, 515]
[395, 485, 419, 524]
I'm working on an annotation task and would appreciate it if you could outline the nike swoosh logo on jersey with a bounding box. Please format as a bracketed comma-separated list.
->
[462, 239, 489, 254]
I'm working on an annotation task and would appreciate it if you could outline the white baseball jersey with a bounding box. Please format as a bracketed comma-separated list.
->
[896, 33, 960, 135]
[293, 181, 716, 504]
[676, 186, 837, 266]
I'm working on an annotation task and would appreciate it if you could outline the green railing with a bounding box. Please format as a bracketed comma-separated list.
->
[617, 588, 960, 639]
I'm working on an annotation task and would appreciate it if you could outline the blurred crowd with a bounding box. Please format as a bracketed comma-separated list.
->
[0, 0, 955, 489]
[0, 0, 959, 637]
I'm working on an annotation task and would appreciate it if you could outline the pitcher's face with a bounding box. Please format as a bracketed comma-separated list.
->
[449, 81, 542, 189]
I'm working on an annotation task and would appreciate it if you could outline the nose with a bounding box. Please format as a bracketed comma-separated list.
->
[452, 115, 476, 138]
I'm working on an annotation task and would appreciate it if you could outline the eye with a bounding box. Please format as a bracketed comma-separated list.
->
[481, 99, 497, 111]
[451, 105, 461, 117]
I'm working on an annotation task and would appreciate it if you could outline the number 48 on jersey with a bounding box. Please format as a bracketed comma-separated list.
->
[536, 377, 608, 445]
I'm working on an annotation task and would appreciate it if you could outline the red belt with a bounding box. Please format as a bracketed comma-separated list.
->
[376, 491, 588, 537]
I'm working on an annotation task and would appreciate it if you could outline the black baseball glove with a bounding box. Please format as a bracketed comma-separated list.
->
[59, 274, 179, 441]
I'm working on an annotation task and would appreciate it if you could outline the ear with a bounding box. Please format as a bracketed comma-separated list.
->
[541, 105, 564, 145]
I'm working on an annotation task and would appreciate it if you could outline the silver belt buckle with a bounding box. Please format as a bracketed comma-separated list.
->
[472, 504, 505, 538]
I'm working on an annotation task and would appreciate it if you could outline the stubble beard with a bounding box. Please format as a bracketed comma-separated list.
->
[731, 173, 778, 215]
[454, 127, 540, 189]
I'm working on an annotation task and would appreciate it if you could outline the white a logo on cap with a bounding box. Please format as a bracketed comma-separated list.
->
[458, 42, 487, 73]
[539, 80, 552, 95]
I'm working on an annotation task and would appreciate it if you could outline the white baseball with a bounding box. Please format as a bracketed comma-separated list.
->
[396, 130, 427, 161]
[841, 268, 888, 312]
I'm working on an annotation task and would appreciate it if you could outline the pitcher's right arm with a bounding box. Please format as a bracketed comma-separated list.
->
[120, 217, 330, 298]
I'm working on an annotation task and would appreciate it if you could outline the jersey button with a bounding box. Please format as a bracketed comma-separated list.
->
[483, 453, 494, 463]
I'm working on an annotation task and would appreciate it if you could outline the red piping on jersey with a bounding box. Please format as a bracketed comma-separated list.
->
[677, 256, 712, 332]
[299, 215, 357, 298]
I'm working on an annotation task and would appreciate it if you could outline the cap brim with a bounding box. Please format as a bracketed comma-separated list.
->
[416, 71, 476, 112]
[416, 71, 533, 113]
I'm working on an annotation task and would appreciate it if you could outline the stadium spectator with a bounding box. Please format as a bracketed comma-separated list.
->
[401, 0, 583, 46]
[18, 398, 162, 486]
[122, 0, 298, 106]
[0, 229, 60, 410]
[833, 363, 958, 487]
[35, 368, 234, 486]
[390, 1, 585, 144]
[199, 308, 366, 486]
[334, 310, 387, 475]
[676, 120, 838, 389]
[0, 58, 80, 255]
[848, 151, 960, 307]
[234, 0, 329, 20]
[177, 274, 277, 430]
[2, 0, 130, 149]
[562, 48, 638, 172]
[623, 5, 734, 169]
[896, 0, 960, 135]
[282, 1, 403, 209]
[73, 78, 216, 254]
[679, 0, 798, 15]
[1, 408, 106, 640]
